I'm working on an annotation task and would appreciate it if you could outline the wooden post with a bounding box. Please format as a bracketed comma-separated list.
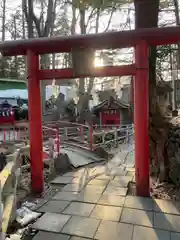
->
[89, 125, 93, 151]
[56, 126, 60, 154]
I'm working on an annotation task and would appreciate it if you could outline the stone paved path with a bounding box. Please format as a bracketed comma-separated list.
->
[29, 162, 180, 240]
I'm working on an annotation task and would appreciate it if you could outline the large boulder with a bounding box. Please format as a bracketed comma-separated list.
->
[93, 147, 111, 160]
[54, 153, 72, 174]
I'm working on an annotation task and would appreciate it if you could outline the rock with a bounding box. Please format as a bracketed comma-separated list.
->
[54, 153, 72, 174]
[93, 147, 110, 160]
[169, 158, 180, 185]
[165, 124, 180, 184]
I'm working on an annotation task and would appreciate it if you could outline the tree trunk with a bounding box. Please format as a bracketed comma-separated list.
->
[77, 6, 87, 123]
[79, 6, 86, 97]
[22, 0, 26, 39]
[2, 0, 6, 41]
[27, 0, 34, 38]
[13, 16, 18, 76]
[23, 0, 57, 117]
[134, 0, 159, 108]
[173, 0, 180, 68]
[1, 0, 6, 77]
[77, 6, 101, 124]
[134, 0, 169, 181]
[71, 2, 77, 36]
[22, 0, 27, 84]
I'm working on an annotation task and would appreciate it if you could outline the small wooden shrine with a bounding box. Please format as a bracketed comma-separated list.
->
[93, 96, 131, 126]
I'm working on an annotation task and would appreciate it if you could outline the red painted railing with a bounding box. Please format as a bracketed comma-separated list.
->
[0, 121, 134, 155]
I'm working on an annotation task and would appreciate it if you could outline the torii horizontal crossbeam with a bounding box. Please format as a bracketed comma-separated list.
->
[39, 65, 136, 80]
[1, 26, 180, 56]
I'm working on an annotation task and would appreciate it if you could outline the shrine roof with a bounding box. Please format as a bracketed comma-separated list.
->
[93, 98, 129, 111]
[1, 26, 180, 56]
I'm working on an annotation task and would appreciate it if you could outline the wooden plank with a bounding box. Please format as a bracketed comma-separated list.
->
[2, 194, 15, 233]
[0, 162, 14, 191]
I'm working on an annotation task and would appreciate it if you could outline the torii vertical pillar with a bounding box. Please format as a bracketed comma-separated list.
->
[27, 50, 44, 194]
[134, 41, 149, 196]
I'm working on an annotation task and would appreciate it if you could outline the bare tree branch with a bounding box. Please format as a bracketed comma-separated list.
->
[103, 6, 116, 32]
[32, 13, 41, 37]
[86, 8, 97, 28]
[22, 0, 28, 24]
[87, 77, 94, 94]
[43, 0, 54, 37]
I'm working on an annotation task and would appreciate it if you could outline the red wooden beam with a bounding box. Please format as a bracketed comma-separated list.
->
[27, 50, 44, 194]
[134, 41, 149, 197]
[39, 65, 136, 80]
[1, 26, 180, 56]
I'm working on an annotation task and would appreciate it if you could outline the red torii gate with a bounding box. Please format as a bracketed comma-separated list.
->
[1, 26, 180, 197]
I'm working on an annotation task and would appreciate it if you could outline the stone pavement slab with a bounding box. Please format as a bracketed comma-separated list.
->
[87, 179, 109, 186]
[62, 184, 83, 192]
[108, 179, 130, 188]
[95, 220, 133, 240]
[51, 176, 74, 184]
[153, 199, 180, 215]
[61, 216, 100, 238]
[28, 198, 48, 211]
[103, 186, 128, 196]
[124, 196, 153, 211]
[37, 200, 70, 213]
[31, 213, 71, 232]
[171, 232, 180, 240]
[126, 171, 135, 177]
[98, 193, 125, 206]
[82, 185, 106, 195]
[107, 167, 126, 176]
[126, 163, 135, 168]
[53, 191, 78, 201]
[133, 226, 170, 240]
[62, 202, 95, 217]
[41, 187, 61, 200]
[154, 212, 180, 232]
[71, 177, 87, 185]
[62, 170, 86, 177]
[32, 231, 70, 240]
[112, 176, 133, 183]
[70, 237, 91, 240]
[95, 174, 113, 180]
[126, 167, 135, 172]
[90, 166, 106, 175]
[90, 204, 122, 221]
[76, 191, 101, 203]
[120, 208, 153, 227]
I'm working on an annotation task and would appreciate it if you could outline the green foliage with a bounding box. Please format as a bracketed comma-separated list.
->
[46, 95, 57, 109]
[156, 45, 171, 59]
[156, 45, 176, 80]
[0, 56, 26, 79]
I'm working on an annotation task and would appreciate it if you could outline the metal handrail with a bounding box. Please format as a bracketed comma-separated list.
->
[92, 124, 134, 150]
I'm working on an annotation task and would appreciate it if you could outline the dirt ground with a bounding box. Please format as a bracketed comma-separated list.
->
[128, 178, 180, 201]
